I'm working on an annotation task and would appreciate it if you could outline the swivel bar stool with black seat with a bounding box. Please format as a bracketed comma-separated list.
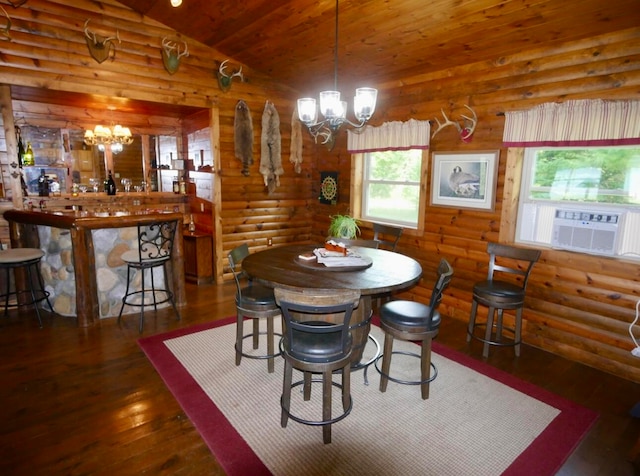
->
[275, 287, 360, 444]
[229, 243, 281, 373]
[118, 220, 180, 333]
[375, 258, 453, 399]
[466, 242, 541, 358]
[0, 246, 54, 327]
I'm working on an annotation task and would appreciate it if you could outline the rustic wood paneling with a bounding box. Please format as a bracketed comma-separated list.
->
[0, 0, 638, 384]
[0, 0, 315, 291]
[311, 28, 640, 382]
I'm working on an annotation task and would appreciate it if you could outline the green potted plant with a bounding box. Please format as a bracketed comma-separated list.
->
[328, 214, 360, 239]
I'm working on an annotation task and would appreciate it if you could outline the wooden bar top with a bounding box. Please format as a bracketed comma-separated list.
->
[5, 208, 185, 230]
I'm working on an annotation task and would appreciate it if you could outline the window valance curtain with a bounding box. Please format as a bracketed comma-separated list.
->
[347, 119, 431, 153]
[503, 99, 640, 147]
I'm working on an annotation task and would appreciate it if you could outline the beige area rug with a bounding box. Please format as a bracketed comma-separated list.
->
[139, 318, 597, 475]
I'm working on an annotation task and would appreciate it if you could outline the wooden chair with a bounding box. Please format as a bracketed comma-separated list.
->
[117, 220, 180, 332]
[373, 223, 403, 251]
[0, 247, 54, 327]
[375, 258, 453, 399]
[466, 243, 541, 358]
[275, 287, 360, 444]
[326, 237, 379, 249]
[372, 224, 403, 309]
[229, 243, 281, 373]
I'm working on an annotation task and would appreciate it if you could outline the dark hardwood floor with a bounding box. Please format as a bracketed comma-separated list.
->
[0, 281, 638, 475]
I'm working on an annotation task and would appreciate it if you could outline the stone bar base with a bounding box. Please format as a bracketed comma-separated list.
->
[38, 226, 171, 318]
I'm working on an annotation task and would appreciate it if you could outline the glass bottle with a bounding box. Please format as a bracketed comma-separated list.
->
[23, 142, 34, 166]
[38, 169, 49, 197]
[107, 170, 116, 196]
[17, 131, 25, 167]
[188, 214, 196, 233]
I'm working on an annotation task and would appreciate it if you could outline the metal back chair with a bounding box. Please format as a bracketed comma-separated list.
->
[373, 223, 403, 251]
[275, 287, 360, 444]
[118, 220, 180, 332]
[228, 243, 281, 373]
[375, 258, 454, 399]
[467, 242, 541, 357]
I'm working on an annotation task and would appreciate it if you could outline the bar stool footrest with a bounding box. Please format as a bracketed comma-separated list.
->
[236, 331, 283, 360]
[281, 378, 353, 427]
[374, 350, 438, 386]
[467, 323, 521, 348]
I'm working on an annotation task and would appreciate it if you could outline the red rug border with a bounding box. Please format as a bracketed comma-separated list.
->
[138, 317, 598, 476]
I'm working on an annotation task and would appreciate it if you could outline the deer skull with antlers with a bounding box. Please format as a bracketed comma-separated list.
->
[161, 37, 189, 75]
[216, 59, 244, 92]
[432, 105, 478, 143]
[0, 5, 11, 41]
[84, 19, 120, 64]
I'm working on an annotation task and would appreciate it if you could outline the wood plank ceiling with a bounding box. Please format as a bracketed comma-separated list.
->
[116, 0, 640, 96]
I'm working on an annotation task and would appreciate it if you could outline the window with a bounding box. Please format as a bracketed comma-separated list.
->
[516, 146, 640, 259]
[355, 149, 426, 229]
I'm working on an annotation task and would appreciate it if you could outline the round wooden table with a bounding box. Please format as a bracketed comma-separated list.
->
[242, 244, 423, 366]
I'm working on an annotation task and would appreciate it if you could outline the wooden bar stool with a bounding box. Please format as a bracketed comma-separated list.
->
[467, 243, 541, 358]
[229, 243, 281, 373]
[372, 223, 403, 251]
[375, 259, 453, 399]
[0, 247, 53, 327]
[275, 287, 360, 444]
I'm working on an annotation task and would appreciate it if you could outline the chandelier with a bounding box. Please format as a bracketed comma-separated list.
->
[83, 124, 133, 147]
[297, 0, 377, 150]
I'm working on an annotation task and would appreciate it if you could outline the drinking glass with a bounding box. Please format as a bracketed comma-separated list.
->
[121, 178, 132, 193]
[89, 178, 100, 193]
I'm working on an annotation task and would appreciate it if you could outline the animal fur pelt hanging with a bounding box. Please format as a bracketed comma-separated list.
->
[260, 101, 283, 194]
[234, 100, 253, 176]
[289, 106, 303, 174]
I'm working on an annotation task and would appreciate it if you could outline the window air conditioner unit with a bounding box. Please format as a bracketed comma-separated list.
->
[551, 209, 621, 256]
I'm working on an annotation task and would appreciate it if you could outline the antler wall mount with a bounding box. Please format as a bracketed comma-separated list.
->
[0, 5, 11, 41]
[216, 60, 244, 92]
[161, 36, 189, 74]
[84, 19, 120, 64]
[432, 105, 478, 142]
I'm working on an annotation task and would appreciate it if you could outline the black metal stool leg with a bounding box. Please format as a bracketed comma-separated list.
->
[139, 268, 146, 333]
[33, 261, 53, 313]
[25, 264, 43, 328]
[3, 267, 10, 316]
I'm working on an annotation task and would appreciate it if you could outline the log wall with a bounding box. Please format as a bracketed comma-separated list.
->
[311, 27, 640, 382]
[0, 0, 638, 382]
[0, 0, 316, 283]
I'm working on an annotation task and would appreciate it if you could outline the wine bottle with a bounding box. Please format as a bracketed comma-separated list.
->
[107, 170, 116, 195]
[23, 142, 34, 166]
[38, 169, 49, 197]
[17, 131, 25, 167]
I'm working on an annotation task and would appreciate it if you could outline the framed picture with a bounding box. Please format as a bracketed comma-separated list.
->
[430, 150, 499, 211]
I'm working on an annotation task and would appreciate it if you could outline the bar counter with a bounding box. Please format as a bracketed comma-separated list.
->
[4, 207, 186, 327]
